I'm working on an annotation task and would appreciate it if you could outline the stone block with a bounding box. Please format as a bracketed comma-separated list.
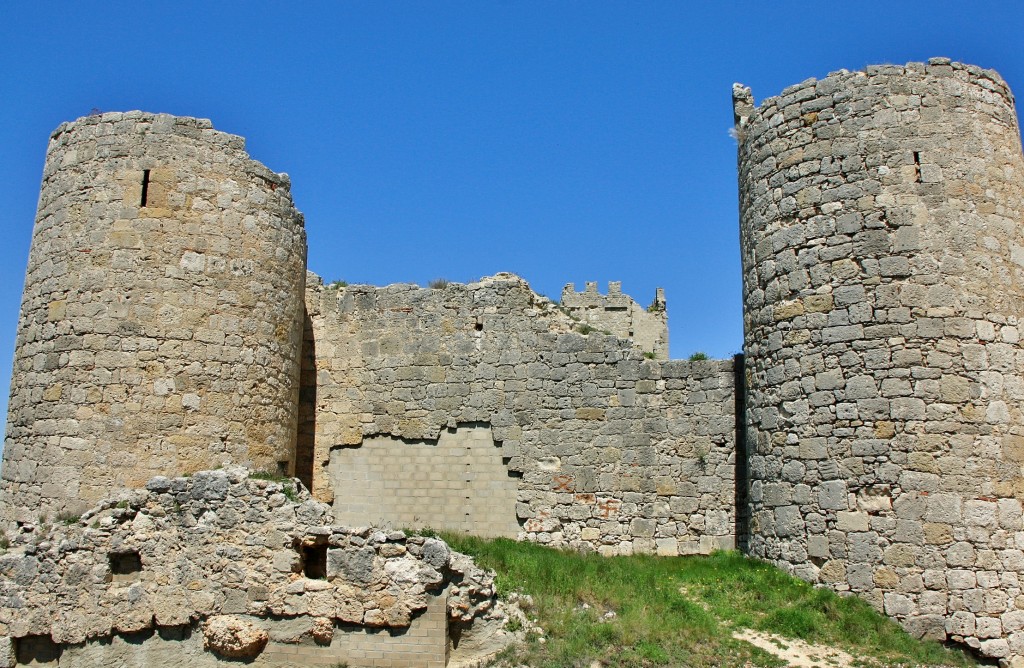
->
[836, 511, 869, 532]
[655, 538, 678, 557]
[818, 480, 848, 510]
[630, 518, 656, 538]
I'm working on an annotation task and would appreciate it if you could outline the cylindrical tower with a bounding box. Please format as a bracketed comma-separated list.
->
[1, 112, 307, 523]
[738, 59, 1024, 656]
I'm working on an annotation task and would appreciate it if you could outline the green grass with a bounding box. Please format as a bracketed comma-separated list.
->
[441, 534, 978, 668]
[55, 511, 81, 526]
[250, 470, 298, 501]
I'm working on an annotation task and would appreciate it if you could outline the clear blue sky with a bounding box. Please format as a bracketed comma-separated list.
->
[2, 2, 1022, 425]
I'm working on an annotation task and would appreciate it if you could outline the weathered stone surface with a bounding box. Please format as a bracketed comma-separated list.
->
[3, 57, 1024, 666]
[737, 60, 1024, 664]
[0, 112, 307, 524]
[202, 615, 269, 659]
[308, 274, 738, 553]
[0, 468, 503, 657]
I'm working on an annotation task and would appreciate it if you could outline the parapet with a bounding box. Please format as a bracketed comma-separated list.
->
[560, 281, 668, 359]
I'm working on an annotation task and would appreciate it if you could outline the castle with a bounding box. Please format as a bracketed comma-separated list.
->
[1, 57, 1023, 666]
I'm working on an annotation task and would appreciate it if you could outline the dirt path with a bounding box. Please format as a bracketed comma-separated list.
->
[734, 629, 860, 668]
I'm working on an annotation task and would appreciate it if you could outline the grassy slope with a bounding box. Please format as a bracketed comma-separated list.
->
[441, 534, 980, 668]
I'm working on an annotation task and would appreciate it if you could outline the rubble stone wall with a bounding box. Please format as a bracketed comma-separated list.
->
[0, 467, 500, 668]
[0, 112, 307, 524]
[303, 274, 737, 555]
[737, 59, 1024, 659]
[14, 597, 447, 668]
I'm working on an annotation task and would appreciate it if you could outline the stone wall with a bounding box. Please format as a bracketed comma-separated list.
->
[303, 273, 737, 555]
[0, 467, 506, 667]
[560, 281, 668, 360]
[737, 59, 1024, 660]
[14, 598, 448, 668]
[0, 112, 307, 524]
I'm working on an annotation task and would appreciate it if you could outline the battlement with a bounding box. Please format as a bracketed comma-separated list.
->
[560, 281, 668, 359]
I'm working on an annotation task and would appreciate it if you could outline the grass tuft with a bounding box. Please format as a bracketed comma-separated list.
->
[250, 470, 298, 501]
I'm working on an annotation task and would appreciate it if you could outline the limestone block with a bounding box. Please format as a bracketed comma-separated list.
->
[202, 615, 269, 659]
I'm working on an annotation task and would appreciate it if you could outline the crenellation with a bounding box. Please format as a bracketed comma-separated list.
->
[560, 280, 668, 359]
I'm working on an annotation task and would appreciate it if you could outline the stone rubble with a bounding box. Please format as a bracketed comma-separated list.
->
[0, 467, 505, 666]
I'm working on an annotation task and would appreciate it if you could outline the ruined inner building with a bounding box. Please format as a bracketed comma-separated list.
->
[1, 57, 1024, 666]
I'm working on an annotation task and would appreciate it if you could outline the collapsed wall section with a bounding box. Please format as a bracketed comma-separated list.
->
[0, 113, 307, 524]
[303, 273, 737, 555]
[0, 467, 505, 668]
[737, 59, 1024, 659]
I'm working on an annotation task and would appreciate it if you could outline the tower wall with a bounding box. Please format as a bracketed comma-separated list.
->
[0, 112, 307, 523]
[738, 59, 1024, 657]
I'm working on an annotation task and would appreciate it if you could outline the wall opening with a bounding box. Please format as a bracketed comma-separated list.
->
[140, 169, 151, 207]
[109, 550, 142, 581]
[912, 151, 922, 182]
[302, 543, 328, 579]
[15, 635, 62, 664]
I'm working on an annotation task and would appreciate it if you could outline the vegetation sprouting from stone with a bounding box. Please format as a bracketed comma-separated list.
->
[250, 470, 298, 501]
[55, 511, 81, 526]
[688, 351, 709, 361]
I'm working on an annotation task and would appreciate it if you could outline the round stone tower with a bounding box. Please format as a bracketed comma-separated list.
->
[0, 112, 307, 523]
[738, 59, 1024, 655]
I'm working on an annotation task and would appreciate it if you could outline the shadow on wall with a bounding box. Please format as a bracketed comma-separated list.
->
[296, 307, 316, 491]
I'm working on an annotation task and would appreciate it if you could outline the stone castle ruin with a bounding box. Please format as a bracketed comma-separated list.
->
[1, 57, 1023, 665]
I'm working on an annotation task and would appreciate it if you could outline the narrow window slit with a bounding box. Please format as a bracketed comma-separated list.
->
[140, 169, 151, 207]
[912, 152, 922, 183]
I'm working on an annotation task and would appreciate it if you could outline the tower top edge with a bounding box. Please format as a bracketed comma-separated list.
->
[47, 111, 293, 188]
[733, 59, 1013, 123]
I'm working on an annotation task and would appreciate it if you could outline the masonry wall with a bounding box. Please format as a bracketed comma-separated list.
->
[331, 423, 521, 536]
[14, 600, 448, 668]
[303, 274, 737, 555]
[0, 466, 501, 667]
[737, 59, 1024, 660]
[0, 112, 307, 524]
